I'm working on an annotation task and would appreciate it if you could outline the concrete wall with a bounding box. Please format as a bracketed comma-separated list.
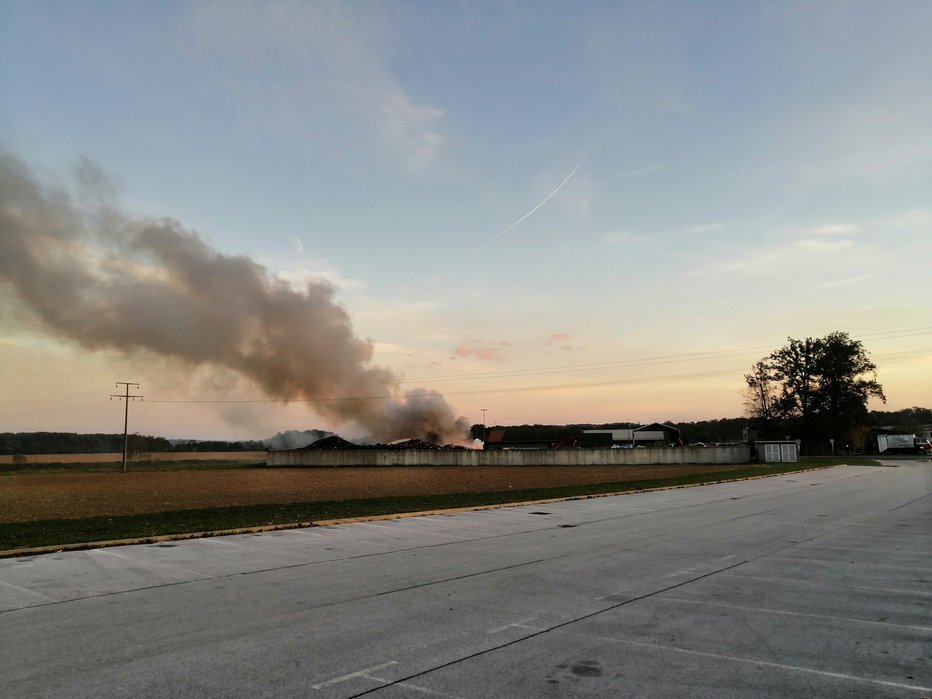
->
[267, 445, 751, 468]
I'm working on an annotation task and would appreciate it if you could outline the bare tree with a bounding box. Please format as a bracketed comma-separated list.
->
[743, 359, 779, 435]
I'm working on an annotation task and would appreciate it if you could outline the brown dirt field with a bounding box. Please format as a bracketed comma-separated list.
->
[0, 465, 753, 523]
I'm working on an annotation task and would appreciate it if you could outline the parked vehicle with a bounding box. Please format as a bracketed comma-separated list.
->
[877, 434, 931, 454]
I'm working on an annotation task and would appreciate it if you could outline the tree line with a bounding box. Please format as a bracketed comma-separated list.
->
[0, 429, 335, 455]
[0, 432, 264, 456]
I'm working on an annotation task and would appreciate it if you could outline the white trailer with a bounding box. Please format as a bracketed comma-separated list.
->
[877, 434, 918, 453]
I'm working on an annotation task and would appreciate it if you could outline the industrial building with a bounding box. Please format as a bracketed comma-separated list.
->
[483, 423, 681, 450]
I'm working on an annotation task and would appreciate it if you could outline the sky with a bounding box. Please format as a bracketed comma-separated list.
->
[1, 0, 930, 441]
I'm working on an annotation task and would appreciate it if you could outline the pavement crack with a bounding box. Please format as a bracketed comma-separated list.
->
[888, 492, 931, 512]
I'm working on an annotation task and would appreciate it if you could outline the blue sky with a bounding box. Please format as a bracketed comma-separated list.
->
[1, 1, 930, 439]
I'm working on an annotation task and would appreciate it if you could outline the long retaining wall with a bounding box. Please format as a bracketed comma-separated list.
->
[267, 445, 751, 467]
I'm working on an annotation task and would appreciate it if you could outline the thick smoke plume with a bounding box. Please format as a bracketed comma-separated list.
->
[0, 150, 469, 444]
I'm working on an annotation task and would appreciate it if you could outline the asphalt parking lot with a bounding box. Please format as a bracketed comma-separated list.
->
[1, 462, 929, 697]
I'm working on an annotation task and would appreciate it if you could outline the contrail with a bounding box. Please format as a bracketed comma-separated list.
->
[468, 163, 581, 258]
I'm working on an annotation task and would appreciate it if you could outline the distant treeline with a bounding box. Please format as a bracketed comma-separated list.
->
[5, 409, 927, 455]
[469, 420, 748, 444]
[868, 406, 932, 432]
[469, 407, 932, 445]
[0, 432, 263, 455]
[0, 429, 334, 455]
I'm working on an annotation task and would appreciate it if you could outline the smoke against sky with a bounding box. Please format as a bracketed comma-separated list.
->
[0, 150, 468, 444]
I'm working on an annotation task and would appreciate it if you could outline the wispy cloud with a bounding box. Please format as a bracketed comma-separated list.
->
[604, 229, 646, 245]
[452, 339, 509, 362]
[619, 165, 662, 178]
[684, 207, 931, 290]
[274, 262, 368, 293]
[380, 94, 445, 172]
[543, 333, 585, 352]
[823, 106, 932, 183]
[681, 223, 725, 235]
[863, 296, 917, 309]
[187, 2, 446, 173]
[795, 238, 856, 252]
[812, 224, 857, 236]
[809, 273, 877, 291]
[288, 235, 304, 255]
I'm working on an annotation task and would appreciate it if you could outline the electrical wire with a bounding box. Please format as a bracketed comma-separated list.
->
[1, 329, 928, 410]
[126, 327, 932, 393]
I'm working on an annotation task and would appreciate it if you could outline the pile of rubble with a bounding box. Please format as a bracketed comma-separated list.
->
[303, 436, 467, 451]
[303, 435, 364, 450]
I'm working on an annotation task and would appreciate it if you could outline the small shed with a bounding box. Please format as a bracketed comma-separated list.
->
[755, 440, 798, 463]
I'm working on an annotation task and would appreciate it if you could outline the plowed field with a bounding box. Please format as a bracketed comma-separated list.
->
[1, 465, 753, 523]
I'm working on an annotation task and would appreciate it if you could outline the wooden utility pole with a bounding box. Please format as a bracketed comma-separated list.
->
[111, 382, 142, 473]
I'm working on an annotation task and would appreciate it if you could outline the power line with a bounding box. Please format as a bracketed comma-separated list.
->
[137, 326, 932, 392]
[139, 346, 929, 405]
[130, 371, 796, 404]
[2, 328, 928, 412]
[0, 389, 108, 406]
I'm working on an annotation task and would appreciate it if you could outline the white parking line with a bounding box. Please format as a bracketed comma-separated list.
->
[357, 523, 396, 530]
[654, 596, 932, 632]
[662, 567, 701, 579]
[581, 632, 932, 694]
[488, 616, 544, 634]
[766, 555, 932, 573]
[198, 538, 240, 546]
[726, 573, 817, 585]
[395, 681, 463, 698]
[857, 585, 932, 597]
[311, 661, 398, 689]
[0, 578, 59, 602]
[89, 549, 211, 579]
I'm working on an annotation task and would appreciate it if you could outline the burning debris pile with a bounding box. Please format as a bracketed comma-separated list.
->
[387, 438, 444, 450]
[0, 151, 469, 444]
[303, 436, 468, 450]
[303, 435, 364, 450]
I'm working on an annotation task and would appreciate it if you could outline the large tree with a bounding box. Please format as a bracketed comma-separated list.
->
[815, 331, 886, 445]
[746, 332, 885, 452]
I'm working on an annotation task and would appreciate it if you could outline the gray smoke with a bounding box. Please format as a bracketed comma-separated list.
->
[0, 150, 469, 444]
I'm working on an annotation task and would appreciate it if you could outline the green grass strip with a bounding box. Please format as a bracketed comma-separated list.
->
[0, 462, 872, 552]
